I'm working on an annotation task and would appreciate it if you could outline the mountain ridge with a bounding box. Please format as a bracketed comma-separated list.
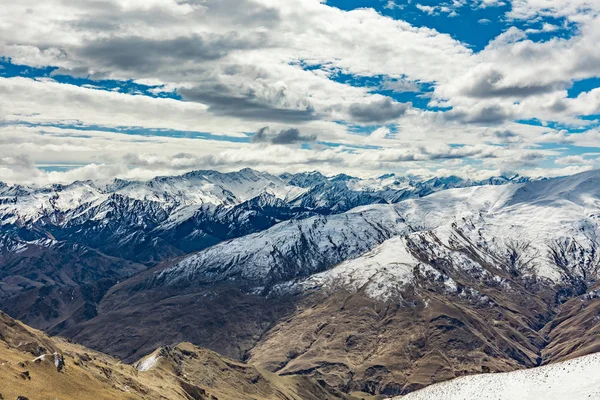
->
[53, 169, 600, 396]
[0, 310, 356, 400]
[3, 168, 599, 398]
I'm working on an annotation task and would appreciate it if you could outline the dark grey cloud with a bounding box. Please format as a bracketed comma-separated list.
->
[464, 68, 567, 99]
[511, 151, 546, 168]
[445, 104, 513, 125]
[467, 105, 512, 124]
[68, 0, 281, 33]
[348, 97, 410, 123]
[477, 129, 523, 145]
[518, 152, 545, 162]
[77, 32, 269, 73]
[179, 84, 317, 123]
[373, 145, 498, 163]
[179, 0, 281, 27]
[251, 127, 317, 145]
[72, 32, 269, 74]
[494, 129, 519, 139]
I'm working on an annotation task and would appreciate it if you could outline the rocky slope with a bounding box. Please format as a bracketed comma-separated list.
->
[0, 238, 146, 333]
[0, 311, 354, 400]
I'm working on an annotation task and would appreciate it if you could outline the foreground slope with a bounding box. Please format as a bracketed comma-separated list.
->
[0, 311, 353, 400]
[395, 352, 600, 400]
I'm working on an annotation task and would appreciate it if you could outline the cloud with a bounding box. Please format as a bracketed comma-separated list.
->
[555, 155, 594, 165]
[348, 98, 410, 123]
[178, 83, 317, 123]
[526, 23, 560, 34]
[478, 0, 505, 8]
[450, 65, 568, 99]
[251, 127, 317, 145]
[0, 154, 36, 169]
[370, 127, 391, 139]
[75, 33, 269, 74]
[507, 0, 600, 20]
[493, 129, 520, 140]
[479, 129, 523, 144]
[444, 103, 514, 125]
[382, 78, 422, 93]
[0, 0, 599, 181]
[416, 4, 437, 15]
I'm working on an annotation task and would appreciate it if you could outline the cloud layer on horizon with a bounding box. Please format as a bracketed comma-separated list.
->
[0, 0, 600, 184]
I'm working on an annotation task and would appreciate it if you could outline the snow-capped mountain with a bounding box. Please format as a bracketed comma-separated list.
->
[394, 351, 600, 400]
[148, 205, 409, 289]
[6, 167, 594, 399]
[0, 168, 531, 225]
[151, 170, 599, 297]
[278, 169, 600, 302]
[0, 168, 531, 264]
[74, 169, 600, 397]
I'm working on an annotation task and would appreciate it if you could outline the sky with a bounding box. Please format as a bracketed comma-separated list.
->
[1, 0, 600, 184]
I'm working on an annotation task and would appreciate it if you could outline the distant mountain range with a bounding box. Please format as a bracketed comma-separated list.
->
[0, 168, 533, 263]
[5, 168, 600, 398]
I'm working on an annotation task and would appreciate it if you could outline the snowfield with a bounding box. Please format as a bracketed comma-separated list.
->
[393, 352, 600, 400]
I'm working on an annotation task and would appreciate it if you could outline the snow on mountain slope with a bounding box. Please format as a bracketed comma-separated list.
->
[277, 170, 600, 300]
[279, 236, 419, 301]
[0, 168, 532, 229]
[394, 352, 600, 400]
[0, 168, 305, 225]
[0, 181, 108, 225]
[111, 168, 305, 205]
[148, 205, 409, 288]
[149, 170, 600, 294]
[283, 172, 531, 212]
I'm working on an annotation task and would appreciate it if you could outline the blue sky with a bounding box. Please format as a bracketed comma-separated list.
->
[0, 0, 599, 184]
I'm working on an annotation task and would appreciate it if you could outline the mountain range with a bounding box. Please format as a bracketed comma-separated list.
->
[2, 167, 600, 398]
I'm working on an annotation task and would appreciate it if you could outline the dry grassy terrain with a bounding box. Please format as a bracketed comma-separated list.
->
[0, 311, 356, 400]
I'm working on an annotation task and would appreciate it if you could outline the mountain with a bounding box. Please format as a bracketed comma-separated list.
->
[148, 205, 409, 289]
[52, 169, 600, 397]
[0, 168, 531, 333]
[10, 167, 596, 397]
[396, 351, 600, 400]
[1, 168, 514, 266]
[0, 311, 353, 400]
[0, 237, 146, 333]
[248, 171, 600, 394]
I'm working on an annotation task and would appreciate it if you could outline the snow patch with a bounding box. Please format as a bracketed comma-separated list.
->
[394, 352, 600, 400]
[136, 353, 161, 371]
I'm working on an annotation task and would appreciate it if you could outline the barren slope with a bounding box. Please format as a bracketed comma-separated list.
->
[0, 311, 353, 400]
